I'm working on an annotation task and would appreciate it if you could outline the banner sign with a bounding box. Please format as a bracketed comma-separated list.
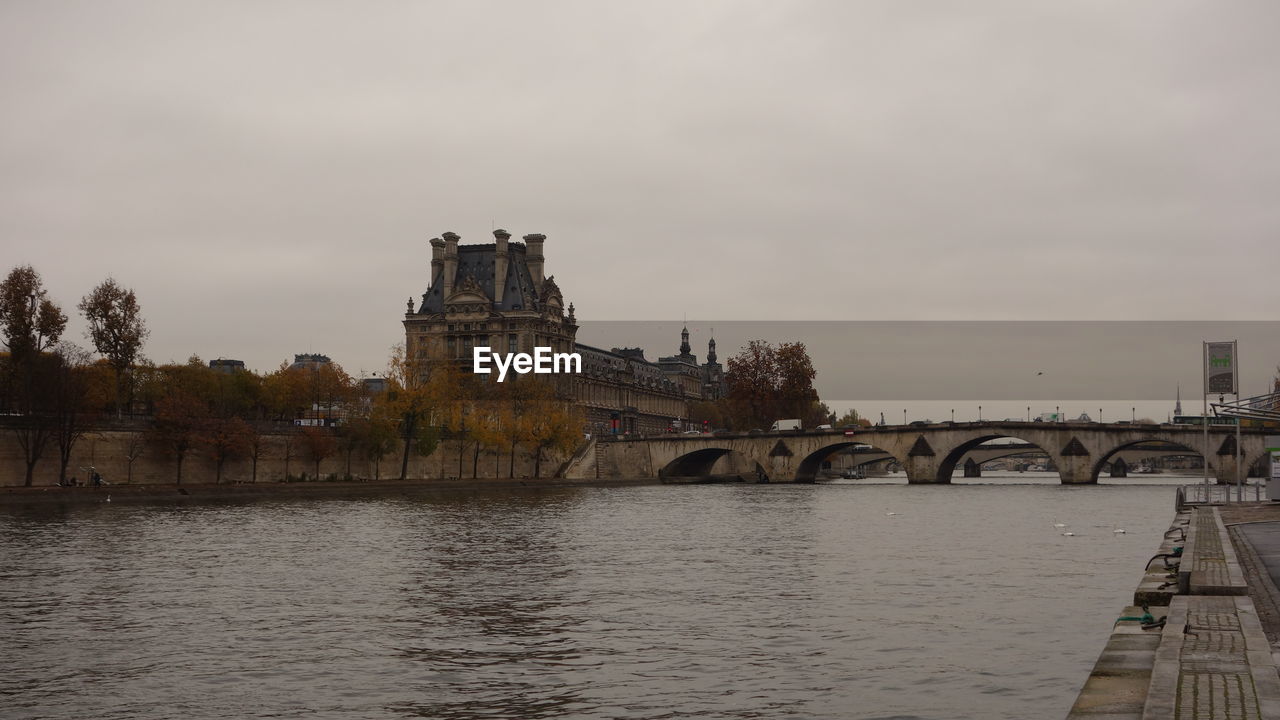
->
[1205, 341, 1238, 395]
[1269, 437, 1280, 482]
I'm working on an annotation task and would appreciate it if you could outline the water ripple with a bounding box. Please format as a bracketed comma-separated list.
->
[0, 482, 1183, 719]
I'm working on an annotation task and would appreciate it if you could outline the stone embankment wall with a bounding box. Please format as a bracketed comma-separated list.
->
[0, 424, 574, 487]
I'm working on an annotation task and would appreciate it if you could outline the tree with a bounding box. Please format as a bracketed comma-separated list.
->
[835, 409, 871, 428]
[724, 340, 777, 429]
[383, 344, 444, 480]
[152, 391, 207, 484]
[805, 401, 835, 428]
[78, 278, 148, 416]
[280, 431, 300, 481]
[200, 417, 252, 483]
[49, 344, 100, 485]
[245, 423, 266, 483]
[438, 369, 485, 478]
[9, 353, 59, 487]
[348, 404, 399, 480]
[308, 363, 353, 425]
[301, 426, 337, 480]
[470, 403, 505, 478]
[0, 267, 68, 485]
[494, 381, 527, 477]
[0, 265, 67, 370]
[261, 364, 311, 422]
[688, 400, 729, 431]
[774, 342, 819, 420]
[724, 341, 821, 430]
[520, 379, 582, 477]
[123, 430, 145, 484]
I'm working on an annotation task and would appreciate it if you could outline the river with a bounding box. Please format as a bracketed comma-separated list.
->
[0, 474, 1199, 719]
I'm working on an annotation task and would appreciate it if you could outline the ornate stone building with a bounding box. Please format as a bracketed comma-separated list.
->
[404, 230, 726, 434]
[404, 230, 576, 369]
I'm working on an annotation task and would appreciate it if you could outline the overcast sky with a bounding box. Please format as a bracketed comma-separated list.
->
[2, 1, 1277, 378]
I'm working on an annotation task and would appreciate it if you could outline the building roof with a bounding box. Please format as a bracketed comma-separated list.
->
[419, 242, 542, 314]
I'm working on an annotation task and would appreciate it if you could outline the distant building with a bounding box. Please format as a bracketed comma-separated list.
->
[209, 358, 246, 374]
[404, 230, 726, 434]
[289, 353, 332, 371]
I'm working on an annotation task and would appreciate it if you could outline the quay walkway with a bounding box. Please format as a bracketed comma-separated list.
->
[1069, 504, 1280, 719]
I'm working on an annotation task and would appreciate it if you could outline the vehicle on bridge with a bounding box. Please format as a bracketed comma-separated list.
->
[770, 419, 802, 431]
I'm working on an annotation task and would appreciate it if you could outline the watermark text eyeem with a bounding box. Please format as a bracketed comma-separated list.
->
[473, 347, 581, 382]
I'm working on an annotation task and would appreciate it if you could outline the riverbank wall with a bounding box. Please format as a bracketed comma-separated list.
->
[0, 423, 577, 488]
[0, 475, 659, 506]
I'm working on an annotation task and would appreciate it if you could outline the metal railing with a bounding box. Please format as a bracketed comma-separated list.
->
[1177, 482, 1265, 506]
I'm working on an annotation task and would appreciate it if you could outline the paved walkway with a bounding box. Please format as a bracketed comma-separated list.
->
[1070, 504, 1280, 720]
[1235, 524, 1280, 601]
[1144, 595, 1280, 719]
[1185, 508, 1250, 596]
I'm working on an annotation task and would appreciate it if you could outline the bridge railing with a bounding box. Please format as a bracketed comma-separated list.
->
[1177, 482, 1264, 507]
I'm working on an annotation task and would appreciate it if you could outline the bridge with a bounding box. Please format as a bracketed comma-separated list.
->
[835, 441, 1200, 478]
[564, 421, 1269, 484]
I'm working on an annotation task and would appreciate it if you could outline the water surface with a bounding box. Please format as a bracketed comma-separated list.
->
[0, 474, 1192, 719]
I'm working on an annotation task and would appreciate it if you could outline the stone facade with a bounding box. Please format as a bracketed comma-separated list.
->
[403, 230, 726, 434]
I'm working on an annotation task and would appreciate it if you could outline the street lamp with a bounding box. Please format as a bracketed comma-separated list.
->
[1027, 406, 1030, 422]
[903, 408, 907, 425]
[951, 408, 954, 422]
[1056, 406, 1060, 422]
[1132, 407, 1136, 423]
[978, 405, 982, 422]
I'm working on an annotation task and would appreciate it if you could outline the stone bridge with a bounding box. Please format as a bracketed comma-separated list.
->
[565, 421, 1268, 484]
[841, 441, 1199, 477]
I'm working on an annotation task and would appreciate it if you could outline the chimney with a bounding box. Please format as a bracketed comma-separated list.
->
[524, 233, 546, 285]
[429, 237, 445, 290]
[493, 228, 510, 303]
[442, 231, 459, 299]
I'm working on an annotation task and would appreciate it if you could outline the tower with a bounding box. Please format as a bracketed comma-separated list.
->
[1174, 385, 1182, 417]
[707, 336, 716, 364]
[679, 325, 691, 356]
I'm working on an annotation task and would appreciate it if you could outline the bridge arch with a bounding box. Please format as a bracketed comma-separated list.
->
[934, 434, 1055, 484]
[658, 447, 766, 482]
[1091, 439, 1207, 483]
[794, 441, 906, 482]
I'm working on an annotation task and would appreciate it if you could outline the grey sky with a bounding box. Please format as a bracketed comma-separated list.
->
[2, 1, 1277, 377]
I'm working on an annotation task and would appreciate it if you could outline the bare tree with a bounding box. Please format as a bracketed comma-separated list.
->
[124, 431, 145, 484]
[245, 424, 266, 483]
[281, 431, 299, 481]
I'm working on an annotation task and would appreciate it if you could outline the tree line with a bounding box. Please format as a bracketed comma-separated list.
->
[1, 263, 857, 486]
[0, 265, 581, 486]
